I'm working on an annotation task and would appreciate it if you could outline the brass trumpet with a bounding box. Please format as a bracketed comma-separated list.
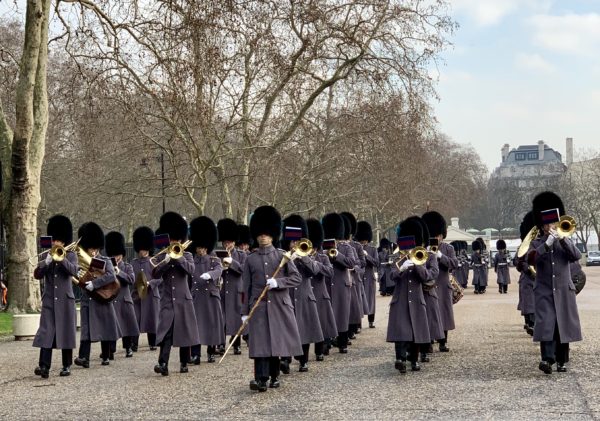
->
[150, 240, 192, 267]
[556, 215, 576, 238]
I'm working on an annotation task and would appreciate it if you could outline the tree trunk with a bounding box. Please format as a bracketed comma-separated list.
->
[6, 0, 51, 313]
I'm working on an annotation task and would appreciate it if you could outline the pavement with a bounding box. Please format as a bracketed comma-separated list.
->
[1, 267, 600, 420]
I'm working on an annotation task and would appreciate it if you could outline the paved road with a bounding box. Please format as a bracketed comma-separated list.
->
[1, 267, 600, 420]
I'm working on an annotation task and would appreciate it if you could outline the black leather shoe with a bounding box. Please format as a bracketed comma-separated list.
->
[395, 360, 407, 374]
[154, 363, 169, 376]
[339, 348, 348, 354]
[316, 354, 324, 361]
[439, 345, 450, 352]
[149, 346, 157, 351]
[234, 346, 242, 355]
[131, 345, 138, 352]
[189, 355, 201, 365]
[207, 354, 216, 363]
[180, 365, 188, 373]
[347, 340, 353, 346]
[269, 377, 280, 388]
[35, 365, 49, 378]
[356, 328, 361, 334]
[109, 353, 115, 361]
[539, 361, 552, 374]
[420, 354, 430, 363]
[101, 359, 110, 366]
[218, 345, 225, 355]
[526, 327, 534, 336]
[557, 363, 567, 373]
[126, 348, 134, 358]
[74, 357, 90, 368]
[299, 363, 308, 372]
[323, 347, 330, 356]
[348, 333, 356, 340]
[34, 366, 42, 376]
[523, 324, 528, 330]
[369, 322, 375, 328]
[59, 366, 71, 377]
[249, 380, 268, 392]
[280, 360, 290, 374]
[411, 362, 421, 371]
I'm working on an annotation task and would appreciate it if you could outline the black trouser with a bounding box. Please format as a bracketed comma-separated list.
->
[337, 331, 349, 349]
[229, 335, 241, 348]
[349, 323, 359, 335]
[395, 341, 418, 363]
[419, 343, 430, 356]
[191, 345, 216, 358]
[254, 357, 280, 382]
[437, 330, 449, 346]
[79, 340, 110, 360]
[158, 322, 190, 365]
[499, 284, 507, 293]
[131, 333, 157, 349]
[39, 348, 73, 369]
[525, 313, 535, 328]
[368, 314, 375, 323]
[297, 343, 313, 365]
[541, 323, 569, 364]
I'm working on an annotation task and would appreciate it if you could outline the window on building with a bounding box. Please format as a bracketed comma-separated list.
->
[528, 152, 538, 160]
[515, 153, 526, 161]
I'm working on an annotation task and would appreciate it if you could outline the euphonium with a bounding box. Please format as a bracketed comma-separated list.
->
[556, 215, 576, 238]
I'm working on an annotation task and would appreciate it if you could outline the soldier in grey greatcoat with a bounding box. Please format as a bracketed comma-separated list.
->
[529, 192, 582, 374]
[281, 215, 324, 373]
[386, 218, 432, 373]
[494, 240, 511, 294]
[218, 219, 247, 355]
[131, 226, 161, 351]
[33, 215, 79, 378]
[152, 212, 199, 376]
[242, 206, 303, 392]
[471, 240, 487, 294]
[322, 213, 355, 353]
[342, 212, 368, 337]
[355, 221, 379, 329]
[189, 216, 225, 364]
[74, 222, 121, 369]
[378, 238, 394, 296]
[516, 212, 536, 336]
[306, 218, 338, 358]
[106, 231, 140, 359]
[423, 211, 458, 352]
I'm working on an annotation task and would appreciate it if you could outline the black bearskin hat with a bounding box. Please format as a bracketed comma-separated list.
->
[78, 222, 104, 250]
[422, 211, 447, 239]
[47, 214, 73, 244]
[476, 237, 486, 251]
[250, 206, 282, 241]
[159, 211, 188, 242]
[355, 221, 373, 243]
[379, 237, 391, 251]
[322, 213, 345, 241]
[340, 212, 357, 236]
[396, 217, 424, 246]
[306, 218, 324, 250]
[532, 191, 565, 229]
[496, 239, 506, 250]
[341, 214, 352, 240]
[190, 216, 218, 253]
[236, 224, 251, 246]
[105, 231, 126, 257]
[519, 211, 535, 241]
[406, 216, 430, 247]
[472, 240, 482, 251]
[217, 218, 238, 243]
[133, 226, 154, 254]
[282, 214, 308, 251]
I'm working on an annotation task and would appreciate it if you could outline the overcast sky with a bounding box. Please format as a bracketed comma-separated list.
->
[435, 0, 600, 172]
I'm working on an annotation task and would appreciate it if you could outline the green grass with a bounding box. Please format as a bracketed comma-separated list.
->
[0, 312, 13, 336]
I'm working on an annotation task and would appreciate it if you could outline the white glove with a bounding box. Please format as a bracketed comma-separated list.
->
[223, 257, 233, 265]
[363, 250, 368, 256]
[545, 233, 556, 247]
[44, 254, 53, 265]
[399, 260, 414, 272]
[266, 278, 278, 289]
[85, 281, 94, 291]
[163, 255, 171, 264]
[241, 315, 249, 324]
[200, 273, 211, 280]
[436, 250, 443, 259]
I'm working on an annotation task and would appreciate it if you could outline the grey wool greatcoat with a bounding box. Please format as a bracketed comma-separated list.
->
[454, 253, 468, 288]
[378, 250, 394, 290]
[131, 257, 161, 334]
[494, 252, 511, 285]
[423, 253, 445, 341]
[241, 245, 303, 358]
[350, 240, 370, 315]
[437, 242, 458, 331]
[471, 252, 487, 287]
[310, 252, 339, 339]
[152, 252, 200, 347]
[112, 261, 140, 337]
[191, 254, 225, 346]
[221, 249, 247, 336]
[328, 242, 355, 333]
[80, 256, 122, 342]
[530, 236, 582, 343]
[347, 243, 364, 324]
[386, 262, 431, 344]
[33, 251, 79, 349]
[289, 255, 324, 345]
[363, 244, 379, 315]
[514, 256, 535, 315]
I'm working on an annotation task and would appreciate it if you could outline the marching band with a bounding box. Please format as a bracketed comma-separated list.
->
[30, 189, 584, 385]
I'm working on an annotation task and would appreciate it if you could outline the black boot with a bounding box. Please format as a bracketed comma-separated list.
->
[420, 353, 430, 363]
[411, 362, 421, 371]
[180, 364, 188, 373]
[234, 346, 242, 355]
[394, 360, 407, 374]
[538, 361, 552, 374]
[154, 363, 169, 376]
[189, 355, 201, 365]
[299, 363, 308, 372]
[269, 377, 281, 388]
[125, 348, 134, 358]
[59, 366, 71, 377]
[249, 379, 268, 392]
[557, 363, 567, 373]
[101, 359, 110, 366]
[35, 365, 49, 378]
[74, 357, 89, 368]
[280, 359, 290, 374]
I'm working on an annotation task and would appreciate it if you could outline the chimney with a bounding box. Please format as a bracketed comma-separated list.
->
[501, 144, 510, 162]
[451, 217, 460, 229]
[566, 137, 573, 166]
[538, 140, 545, 161]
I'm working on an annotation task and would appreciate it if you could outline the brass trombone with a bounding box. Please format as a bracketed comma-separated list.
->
[29, 239, 79, 265]
[149, 240, 193, 267]
[394, 246, 429, 270]
[556, 215, 576, 238]
[292, 238, 313, 257]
